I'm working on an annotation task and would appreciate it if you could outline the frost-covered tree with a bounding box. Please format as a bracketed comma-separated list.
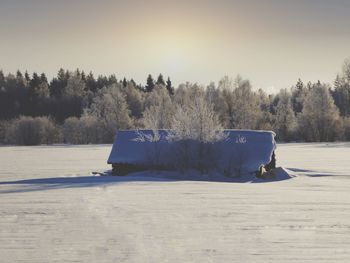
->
[333, 59, 350, 117]
[230, 76, 261, 129]
[87, 84, 132, 142]
[170, 93, 225, 142]
[123, 81, 144, 119]
[256, 89, 275, 130]
[274, 89, 296, 141]
[173, 82, 203, 108]
[218, 75, 233, 90]
[5, 116, 60, 145]
[298, 82, 343, 141]
[169, 91, 227, 170]
[291, 79, 308, 114]
[63, 114, 101, 144]
[142, 86, 173, 129]
[214, 75, 261, 129]
[63, 72, 86, 98]
[206, 82, 226, 125]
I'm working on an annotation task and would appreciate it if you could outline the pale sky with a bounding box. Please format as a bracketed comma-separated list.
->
[1, 0, 350, 91]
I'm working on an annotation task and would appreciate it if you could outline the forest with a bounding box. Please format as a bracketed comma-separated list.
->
[0, 59, 350, 145]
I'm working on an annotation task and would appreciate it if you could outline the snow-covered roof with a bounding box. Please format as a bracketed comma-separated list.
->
[107, 129, 276, 174]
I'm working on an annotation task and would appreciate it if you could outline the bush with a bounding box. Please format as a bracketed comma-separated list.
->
[5, 116, 61, 145]
[62, 115, 101, 144]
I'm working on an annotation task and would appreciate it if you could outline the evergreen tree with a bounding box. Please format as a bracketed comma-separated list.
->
[49, 68, 68, 98]
[16, 70, 23, 79]
[130, 78, 136, 87]
[86, 72, 97, 93]
[166, 77, 174, 95]
[30, 73, 41, 90]
[81, 71, 86, 81]
[24, 71, 30, 83]
[108, 74, 117, 85]
[291, 78, 308, 114]
[96, 75, 108, 90]
[145, 74, 155, 92]
[29, 72, 41, 99]
[40, 73, 48, 83]
[57, 68, 66, 82]
[0, 70, 5, 89]
[16, 70, 26, 90]
[332, 60, 350, 117]
[75, 68, 81, 78]
[156, 74, 165, 86]
[122, 77, 127, 88]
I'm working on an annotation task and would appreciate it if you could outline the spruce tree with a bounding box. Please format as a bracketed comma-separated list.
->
[122, 77, 127, 88]
[29, 73, 41, 99]
[40, 73, 48, 83]
[24, 71, 30, 83]
[0, 70, 5, 88]
[145, 74, 155, 92]
[166, 77, 174, 95]
[108, 74, 117, 85]
[156, 74, 165, 86]
[15, 70, 26, 90]
[81, 71, 86, 81]
[130, 78, 136, 87]
[332, 60, 350, 117]
[86, 72, 97, 93]
[291, 78, 308, 114]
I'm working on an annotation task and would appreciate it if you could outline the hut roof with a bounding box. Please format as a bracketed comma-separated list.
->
[107, 129, 276, 174]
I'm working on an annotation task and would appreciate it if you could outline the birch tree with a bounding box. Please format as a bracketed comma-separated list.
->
[298, 82, 342, 141]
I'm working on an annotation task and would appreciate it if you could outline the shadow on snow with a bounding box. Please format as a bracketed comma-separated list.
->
[287, 167, 338, 177]
[0, 169, 293, 194]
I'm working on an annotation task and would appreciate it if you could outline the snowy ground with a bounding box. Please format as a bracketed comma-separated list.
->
[0, 143, 350, 262]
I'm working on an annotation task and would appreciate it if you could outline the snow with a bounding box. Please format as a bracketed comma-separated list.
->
[108, 129, 276, 175]
[1, 143, 350, 262]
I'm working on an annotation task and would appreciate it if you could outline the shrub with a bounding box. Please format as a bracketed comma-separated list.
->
[5, 116, 60, 145]
[62, 115, 101, 144]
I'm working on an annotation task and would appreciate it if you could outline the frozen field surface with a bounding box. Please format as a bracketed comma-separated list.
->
[0, 143, 350, 262]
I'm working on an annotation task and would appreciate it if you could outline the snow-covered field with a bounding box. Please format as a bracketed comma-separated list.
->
[0, 143, 350, 262]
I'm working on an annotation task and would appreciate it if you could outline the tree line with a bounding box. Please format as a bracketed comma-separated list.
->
[0, 59, 350, 145]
